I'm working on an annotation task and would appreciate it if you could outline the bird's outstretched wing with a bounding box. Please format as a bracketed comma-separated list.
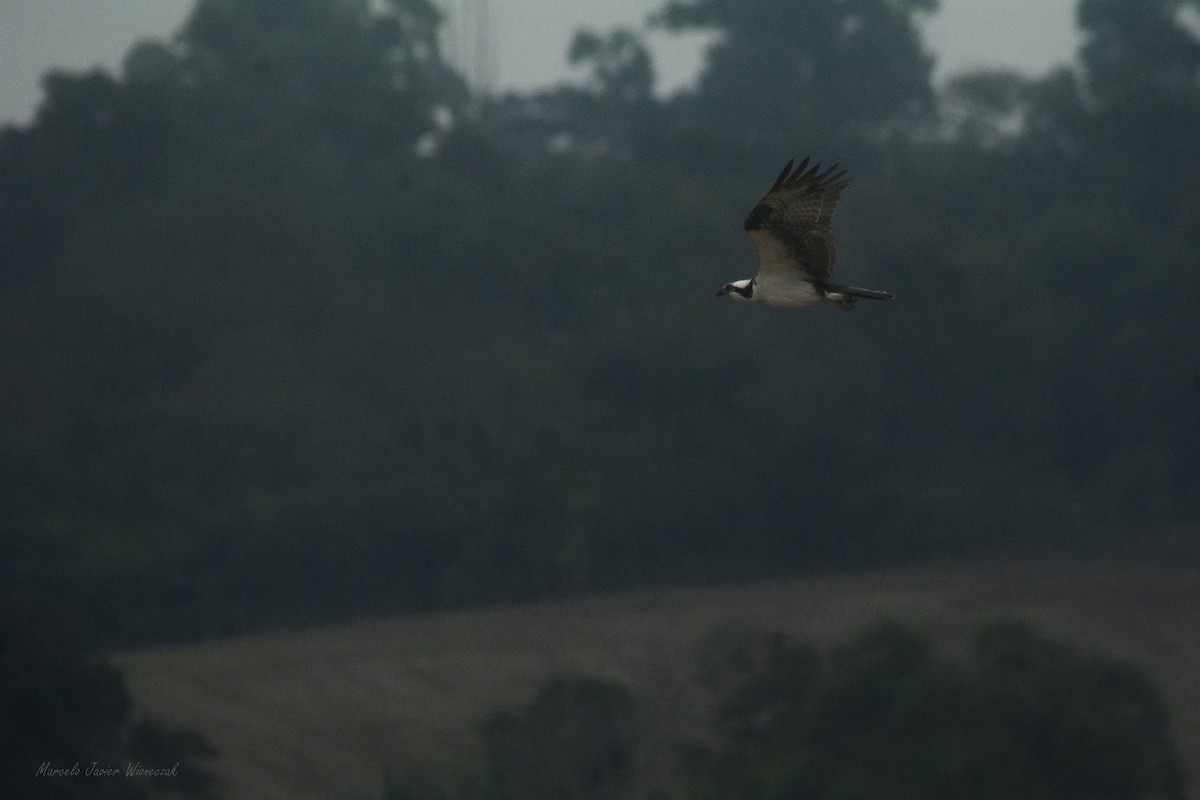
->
[743, 158, 849, 282]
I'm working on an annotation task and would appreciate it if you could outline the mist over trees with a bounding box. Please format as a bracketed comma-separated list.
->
[1, 0, 1198, 646]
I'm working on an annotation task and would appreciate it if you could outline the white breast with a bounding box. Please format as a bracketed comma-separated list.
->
[754, 274, 824, 308]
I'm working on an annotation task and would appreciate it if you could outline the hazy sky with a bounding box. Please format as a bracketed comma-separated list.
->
[0, 0, 1079, 126]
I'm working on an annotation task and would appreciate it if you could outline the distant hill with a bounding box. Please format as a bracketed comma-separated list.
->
[116, 559, 1200, 800]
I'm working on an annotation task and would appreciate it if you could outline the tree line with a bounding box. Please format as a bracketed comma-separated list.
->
[383, 619, 1186, 800]
[0, 0, 1197, 646]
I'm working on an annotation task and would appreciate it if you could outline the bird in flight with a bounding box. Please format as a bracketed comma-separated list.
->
[719, 157, 894, 309]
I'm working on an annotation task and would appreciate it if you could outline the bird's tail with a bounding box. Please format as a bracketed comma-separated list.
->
[838, 284, 895, 301]
[824, 283, 895, 310]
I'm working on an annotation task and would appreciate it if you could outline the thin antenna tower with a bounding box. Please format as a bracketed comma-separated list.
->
[438, 0, 495, 94]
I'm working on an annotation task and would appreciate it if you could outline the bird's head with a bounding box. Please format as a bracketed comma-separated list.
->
[718, 279, 754, 301]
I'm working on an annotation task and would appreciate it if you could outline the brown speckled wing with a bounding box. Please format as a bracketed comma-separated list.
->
[744, 158, 849, 281]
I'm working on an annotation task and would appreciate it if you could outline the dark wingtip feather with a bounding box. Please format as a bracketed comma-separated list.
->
[766, 154, 853, 194]
[819, 163, 850, 188]
[770, 158, 796, 191]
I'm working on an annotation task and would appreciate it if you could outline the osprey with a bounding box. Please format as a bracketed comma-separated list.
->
[719, 157, 894, 309]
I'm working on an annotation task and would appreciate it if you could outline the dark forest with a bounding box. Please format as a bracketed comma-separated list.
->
[5, 0, 1197, 645]
[1, 1, 1199, 794]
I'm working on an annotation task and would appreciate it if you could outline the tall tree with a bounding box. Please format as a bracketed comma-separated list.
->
[652, 0, 938, 158]
[1078, 0, 1200, 104]
[697, 620, 1187, 800]
[0, 600, 219, 798]
[176, 0, 465, 156]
